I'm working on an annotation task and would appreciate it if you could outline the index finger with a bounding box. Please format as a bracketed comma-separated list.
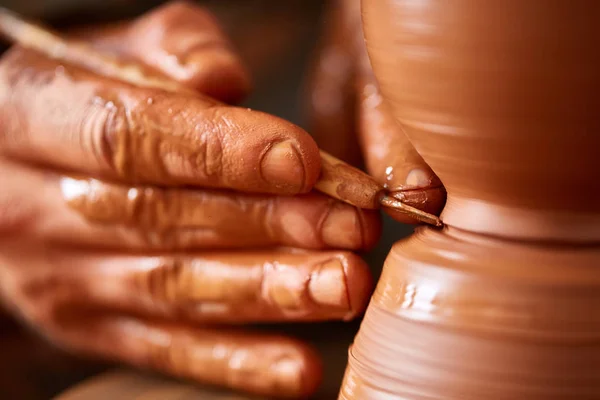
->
[0, 48, 321, 194]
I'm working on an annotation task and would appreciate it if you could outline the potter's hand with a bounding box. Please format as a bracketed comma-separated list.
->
[0, 2, 380, 398]
[306, 0, 446, 223]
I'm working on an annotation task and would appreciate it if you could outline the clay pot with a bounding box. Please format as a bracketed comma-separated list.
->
[340, 1, 600, 398]
[363, 0, 600, 242]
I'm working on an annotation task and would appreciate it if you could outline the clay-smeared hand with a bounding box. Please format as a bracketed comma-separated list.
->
[305, 0, 446, 223]
[0, 2, 380, 398]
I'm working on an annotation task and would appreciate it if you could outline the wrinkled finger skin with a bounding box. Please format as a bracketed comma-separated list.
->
[0, 47, 321, 194]
[61, 176, 380, 251]
[0, 2, 381, 398]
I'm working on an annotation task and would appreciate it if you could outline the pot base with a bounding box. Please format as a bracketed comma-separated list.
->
[340, 227, 600, 399]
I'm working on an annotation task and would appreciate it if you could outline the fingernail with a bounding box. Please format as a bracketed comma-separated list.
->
[272, 357, 304, 394]
[404, 168, 437, 189]
[309, 258, 350, 309]
[261, 140, 305, 193]
[321, 204, 363, 249]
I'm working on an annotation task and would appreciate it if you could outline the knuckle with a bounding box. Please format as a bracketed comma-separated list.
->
[62, 177, 187, 249]
[195, 107, 227, 181]
[125, 185, 182, 231]
[258, 197, 278, 242]
[263, 263, 310, 311]
[134, 257, 185, 308]
[84, 100, 130, 178]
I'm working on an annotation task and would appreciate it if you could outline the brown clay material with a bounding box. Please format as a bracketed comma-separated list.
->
[341, 227, 600, 399]
[341, 0, 600, 399]
[362, 0, 600, 242]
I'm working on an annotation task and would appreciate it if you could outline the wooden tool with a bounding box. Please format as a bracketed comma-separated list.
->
[0, 8, 442, 227]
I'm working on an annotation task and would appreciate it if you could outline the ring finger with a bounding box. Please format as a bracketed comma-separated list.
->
[5, 243, 373, 323]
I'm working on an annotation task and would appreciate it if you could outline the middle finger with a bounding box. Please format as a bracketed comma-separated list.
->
[2, 158, 381, 251]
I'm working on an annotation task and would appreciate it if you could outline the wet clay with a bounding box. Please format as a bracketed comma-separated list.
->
[342, 228, 600, 399]
[363, 0, 600, 242]
[341, 1, 600, 399]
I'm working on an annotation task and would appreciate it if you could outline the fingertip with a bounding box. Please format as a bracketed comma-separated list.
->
[293, 341, 324, 398]
[268, 338, 322, 398]
[257, 117, 321, 195]
[260, 140, 309, 195]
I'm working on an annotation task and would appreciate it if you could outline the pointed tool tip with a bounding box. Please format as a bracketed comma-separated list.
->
[380, 195, 443, 228]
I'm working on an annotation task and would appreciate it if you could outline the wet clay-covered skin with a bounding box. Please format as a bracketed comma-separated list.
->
[340, 0, 600, 399]
[305, 0, 446, 223]
[0, 2, 382, 398]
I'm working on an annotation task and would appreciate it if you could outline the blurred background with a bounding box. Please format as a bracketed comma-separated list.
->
[0, 0, 412, 398]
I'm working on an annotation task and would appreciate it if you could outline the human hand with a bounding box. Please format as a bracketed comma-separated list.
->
[0, 2, 380, 398]
[305, 0, 446, 223]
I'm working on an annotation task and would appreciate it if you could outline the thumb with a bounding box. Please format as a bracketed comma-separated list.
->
[78, 1, 251, 104]
[124, 1, 251, 103]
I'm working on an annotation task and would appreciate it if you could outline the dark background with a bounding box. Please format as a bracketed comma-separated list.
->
[0, 1, 412, 398]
